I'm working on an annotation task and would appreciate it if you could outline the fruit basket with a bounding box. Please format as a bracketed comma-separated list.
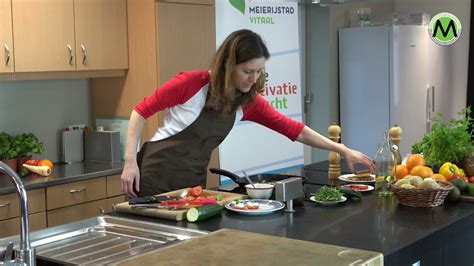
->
[389, 181, 453, 207]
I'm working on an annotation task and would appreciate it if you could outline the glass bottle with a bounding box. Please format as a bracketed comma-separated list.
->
[374, 132, 396, 197]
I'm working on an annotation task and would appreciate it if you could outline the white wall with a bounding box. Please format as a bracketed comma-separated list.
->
[395, 0, 471, 118]
[0, 79, 91, 162]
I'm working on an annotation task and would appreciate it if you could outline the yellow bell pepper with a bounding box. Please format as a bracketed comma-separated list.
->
[439, 162, 459, 178]
[457, 168, 466, 177]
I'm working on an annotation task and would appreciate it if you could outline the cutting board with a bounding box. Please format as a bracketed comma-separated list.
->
[114, 189, 245, 221]
[120, 229, 383, 266]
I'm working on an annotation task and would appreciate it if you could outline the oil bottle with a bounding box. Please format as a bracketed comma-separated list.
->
[374, 132, 396, 197]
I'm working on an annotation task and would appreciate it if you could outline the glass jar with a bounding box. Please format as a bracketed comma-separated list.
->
[374, 132, 396, 197]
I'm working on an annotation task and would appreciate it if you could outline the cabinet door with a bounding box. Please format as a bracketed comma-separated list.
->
[12, 0, 75, 72]
[74, 0, 128, 70]
[0, 0, 14, 72]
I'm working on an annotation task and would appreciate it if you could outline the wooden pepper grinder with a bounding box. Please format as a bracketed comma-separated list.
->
[328, 124, 341, 185]
[389, 124, 403, 165]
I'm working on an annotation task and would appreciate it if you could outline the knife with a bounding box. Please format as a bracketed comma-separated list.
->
[128, 195, 184, 205]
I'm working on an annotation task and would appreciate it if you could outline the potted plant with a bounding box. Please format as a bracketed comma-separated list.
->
[0, 132, 20, 171]
[411, 108, 473, 172]
[15, 133, 44, 168]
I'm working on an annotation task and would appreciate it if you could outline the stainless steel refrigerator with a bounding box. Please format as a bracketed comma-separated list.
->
[339, 25, 450, 158]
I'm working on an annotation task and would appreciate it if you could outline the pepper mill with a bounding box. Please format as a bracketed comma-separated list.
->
[389, 124, 403, 165]
[328, 124, 341, 185]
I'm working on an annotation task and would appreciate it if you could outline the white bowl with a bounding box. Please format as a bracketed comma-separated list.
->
[245, 183, 275, 199]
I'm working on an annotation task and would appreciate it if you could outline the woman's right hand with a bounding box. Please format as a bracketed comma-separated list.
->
[121, 160, 140, 198]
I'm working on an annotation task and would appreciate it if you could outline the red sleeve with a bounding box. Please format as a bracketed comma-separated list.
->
[134, 71, 209, 118]
[241, 95, 305, 141]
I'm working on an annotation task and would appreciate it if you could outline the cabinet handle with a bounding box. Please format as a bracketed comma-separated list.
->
[0, 202, 11, 208]
[81, 44, 87, 65]
[67, 44, 74, 65]
[4, 44, 10, 66]
[69, 187, 86, 193]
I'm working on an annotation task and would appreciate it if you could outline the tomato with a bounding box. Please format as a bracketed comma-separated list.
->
[161, 199, 188, 206]
[188, 186, 203, 197]
[24, 159, 40, 166]
[460, 176, 469, 183]
[447, 173, 461, 182]
[184, 196, 196, 201]
[245, 205, 259, 210]
[38, 159, 53, 170]
[469, 176, 474, 183]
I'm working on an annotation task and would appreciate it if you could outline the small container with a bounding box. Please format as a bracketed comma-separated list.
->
[245, 183, 275, 199]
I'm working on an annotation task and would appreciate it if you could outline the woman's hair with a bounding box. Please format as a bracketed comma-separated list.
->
[208, 29, 270, 114]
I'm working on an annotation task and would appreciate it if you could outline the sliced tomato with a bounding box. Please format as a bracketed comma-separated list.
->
[245, 205, 259, 210]
[161, 199, 188, 206]
[188, 186, 203, 197]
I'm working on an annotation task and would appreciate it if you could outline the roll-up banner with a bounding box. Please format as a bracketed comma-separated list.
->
[216, 0, 303, 183]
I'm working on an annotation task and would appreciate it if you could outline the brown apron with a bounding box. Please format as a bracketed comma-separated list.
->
[137, 106, 236, 196]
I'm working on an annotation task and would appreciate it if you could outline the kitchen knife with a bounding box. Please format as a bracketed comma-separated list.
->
[128, 195, 183, 205]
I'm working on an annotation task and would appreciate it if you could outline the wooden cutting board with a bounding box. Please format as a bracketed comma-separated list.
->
[114, 189, 245, 221]
[120, 229, 383, 266]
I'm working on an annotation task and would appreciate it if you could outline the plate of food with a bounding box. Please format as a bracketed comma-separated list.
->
[310, 195, 347, 205]
[224, 199, 285, 215]
[340, 184, 374, 192]
[310, 186, 348, 205]
[338, 170, 375, 183]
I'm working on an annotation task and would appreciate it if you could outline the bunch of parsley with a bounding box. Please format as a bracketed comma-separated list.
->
[412, 107, 473, 165]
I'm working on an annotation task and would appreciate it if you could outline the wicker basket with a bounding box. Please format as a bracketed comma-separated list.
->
[389, 181, 453, 207]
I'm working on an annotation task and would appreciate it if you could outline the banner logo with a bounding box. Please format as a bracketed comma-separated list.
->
[229, 0, 245, 15]
[429, 12, 462, 46]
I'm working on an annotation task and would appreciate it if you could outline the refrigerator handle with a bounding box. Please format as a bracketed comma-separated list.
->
[431, 86, 435, 113]
[426, 86, 432, 133]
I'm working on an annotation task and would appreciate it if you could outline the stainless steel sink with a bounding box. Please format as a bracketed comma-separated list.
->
[0, 215, 208, 265]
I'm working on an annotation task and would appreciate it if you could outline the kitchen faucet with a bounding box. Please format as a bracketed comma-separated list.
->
[0, 162, 35, 265]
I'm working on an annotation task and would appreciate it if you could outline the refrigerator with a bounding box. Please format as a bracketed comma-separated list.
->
[338, 25, 450, 159]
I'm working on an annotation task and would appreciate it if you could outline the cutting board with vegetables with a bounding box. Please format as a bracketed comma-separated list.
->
[114, 189, 245, 221]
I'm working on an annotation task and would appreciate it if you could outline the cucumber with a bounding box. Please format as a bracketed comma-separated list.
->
[186, 204, 223, 222]
[338, 187, 362, 200]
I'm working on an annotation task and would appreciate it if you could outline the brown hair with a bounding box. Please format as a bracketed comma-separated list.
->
[207, 29, 270, 114]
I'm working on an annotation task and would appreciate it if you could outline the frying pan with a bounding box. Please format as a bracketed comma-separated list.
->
[209, 168, 306, 189]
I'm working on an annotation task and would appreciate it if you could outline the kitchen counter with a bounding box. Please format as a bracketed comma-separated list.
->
[0, 161, 124, 195]
[114, 161, 474, 266]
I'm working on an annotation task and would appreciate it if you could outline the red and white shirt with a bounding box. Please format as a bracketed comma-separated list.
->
[134, 70, 305, 142]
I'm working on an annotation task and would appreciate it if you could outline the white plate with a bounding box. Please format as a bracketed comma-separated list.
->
[340, 184, 375, 192]
[309, 196, 347, 205]
[338, 174, 375, 183]
[225, 199, 285, 215]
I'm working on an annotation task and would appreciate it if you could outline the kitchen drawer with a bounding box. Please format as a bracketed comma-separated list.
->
[47, 199, 107, 227]
[0, 212, 47, 238]
[105, 195, 126, 213]
[106, 174, 123, 197]
[0, 189, 45, 220]
[46, 178, 106, 210]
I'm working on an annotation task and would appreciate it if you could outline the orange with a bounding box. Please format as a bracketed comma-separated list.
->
[410, 165, 434, 179]
[431, 174, 447, 182]
[406, 154, 425, 171]
[394, 165, 409, 179]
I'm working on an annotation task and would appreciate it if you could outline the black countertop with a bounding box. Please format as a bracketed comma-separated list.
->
[115, 161, 474, 266]
[0, 162, 124, 195]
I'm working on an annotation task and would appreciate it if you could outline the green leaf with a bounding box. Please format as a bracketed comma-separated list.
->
[229, 0, 245, 15]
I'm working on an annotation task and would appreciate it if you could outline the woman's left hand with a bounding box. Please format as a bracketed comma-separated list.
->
[340, 146, 374, 173]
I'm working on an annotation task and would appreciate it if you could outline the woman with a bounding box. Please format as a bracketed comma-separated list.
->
[121, 29, 373, 198]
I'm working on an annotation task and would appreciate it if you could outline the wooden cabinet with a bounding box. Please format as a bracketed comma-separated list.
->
[74, 0, 128, 70]
[46, 177, 107, 210]
[46, 175, 125, 227]
[0, 0, 14, 73]
[12, 0, 75, 72]
[11, 0, 127, 73]
[0, 189, 46, 238]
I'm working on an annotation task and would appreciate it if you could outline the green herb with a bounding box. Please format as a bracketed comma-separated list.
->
[313, 186, 342, 202]
[412, 107, 473, 165]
